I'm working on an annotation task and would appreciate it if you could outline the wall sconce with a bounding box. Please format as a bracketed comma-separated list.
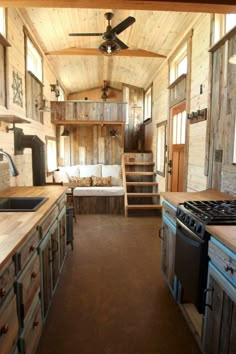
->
[101, 80, 109, 101]
[50, 80, 60, 98]
[35, 97, 51, 112]
[61, 126, 70, 136]
[110, 129, 118, 137]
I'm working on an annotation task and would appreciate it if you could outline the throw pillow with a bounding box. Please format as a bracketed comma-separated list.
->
[70, 176, 91, 187]
[91, 176, 112, 187]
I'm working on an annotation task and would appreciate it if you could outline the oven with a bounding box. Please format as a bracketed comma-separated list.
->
[174, 199, 236, 314]
[175, 219, 208, 313]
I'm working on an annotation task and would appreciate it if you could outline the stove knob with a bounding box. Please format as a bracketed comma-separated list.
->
[189, 219, 194, 227]
[176, 209, 181, 217]
[196, 224, 202, 234]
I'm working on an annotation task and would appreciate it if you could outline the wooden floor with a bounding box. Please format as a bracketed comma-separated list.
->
[37, 215, 201, 354]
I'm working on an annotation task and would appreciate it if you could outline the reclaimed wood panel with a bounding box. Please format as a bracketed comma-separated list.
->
[74, 196, 124, 214]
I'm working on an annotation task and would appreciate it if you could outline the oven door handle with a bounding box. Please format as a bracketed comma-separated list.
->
[177, 221, 205, 244]
[203, 287, 214, 310]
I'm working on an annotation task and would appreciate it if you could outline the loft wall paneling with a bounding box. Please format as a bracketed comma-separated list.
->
[51, 101, 127, 123]
[208, 29, 236, 192]
[68, 87, 123, 102]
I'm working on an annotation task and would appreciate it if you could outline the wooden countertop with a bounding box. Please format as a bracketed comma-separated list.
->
[0, 186, 67, 269]
[161, 189, 236, 253]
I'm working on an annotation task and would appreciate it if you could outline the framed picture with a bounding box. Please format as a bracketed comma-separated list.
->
[156, 121, 167, 176]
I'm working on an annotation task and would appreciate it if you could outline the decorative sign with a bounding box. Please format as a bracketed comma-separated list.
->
[12, 71, 23, 107]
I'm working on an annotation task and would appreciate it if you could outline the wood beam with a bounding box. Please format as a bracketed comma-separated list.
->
[45, 47, 166, 58]
[1, 1, 236, 14]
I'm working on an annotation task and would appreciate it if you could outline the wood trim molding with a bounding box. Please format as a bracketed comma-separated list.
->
[0, 33, 11, 47]
[1, 1, 236, 14]
[209, 26, 236, 53]
[168, 74, 187, 89]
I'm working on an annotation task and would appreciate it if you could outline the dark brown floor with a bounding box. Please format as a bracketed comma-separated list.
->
[37, 215, 201, 354]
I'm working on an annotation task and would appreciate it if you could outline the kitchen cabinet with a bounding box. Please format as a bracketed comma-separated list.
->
[160, 200, 177, 298]
[202, 238, 236, 354]
[58, 206, 67, 269]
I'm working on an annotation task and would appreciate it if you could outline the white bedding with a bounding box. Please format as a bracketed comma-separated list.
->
[73, 186, 125, 197]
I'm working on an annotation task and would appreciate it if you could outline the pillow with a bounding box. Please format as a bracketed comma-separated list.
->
[80, 164, 102, 178]
[102, 165, 122, 186]
[53, 168, 70, 183]
[91, 176, 112, 187]
[64, 165, 80, 181]
[70, 176, 91, 187]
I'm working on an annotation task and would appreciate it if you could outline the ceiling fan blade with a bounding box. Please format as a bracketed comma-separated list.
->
[114, 37, 128, 50]
[46, 47, 166, 58]
[69, 32, 103, 36]
[112, 16, 136, 35]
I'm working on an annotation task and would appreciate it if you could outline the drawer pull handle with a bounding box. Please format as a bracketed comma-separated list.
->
[224, 265, 234, 274]
[0, 287, 6, 298]
[29, 245, 36, 252]
[33, 320, 39, 328]
[31, 272, 37, 280]
[203, 287, 214, 310]
[0, 324, 9, 336]
[159, 226, 164, 240]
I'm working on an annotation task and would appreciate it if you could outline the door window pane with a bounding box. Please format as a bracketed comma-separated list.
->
[0, 8, 5, 36]
[173, 110, 186, 144]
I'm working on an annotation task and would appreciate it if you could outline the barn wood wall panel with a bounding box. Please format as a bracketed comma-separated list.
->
[74, 196, 124, 214]
[68, 87, 122, 103]
[124, 85, 144, 152]
[0, 8, 59, 187]
[62, 125, 124, 165]
[187, 14, 210, 191]
[208, 33, 236, 192]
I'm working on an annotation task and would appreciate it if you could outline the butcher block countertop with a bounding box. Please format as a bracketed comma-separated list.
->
[160, 189, 236, 253]
[0, 186, 67, 270]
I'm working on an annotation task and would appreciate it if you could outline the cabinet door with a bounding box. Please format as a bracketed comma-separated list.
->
[203, 262, 236, 354]
[39, 233, 52, 319]
[58, 207, 67, 269]
[51, 224, 60, 291]
[160, 216, 176, 295]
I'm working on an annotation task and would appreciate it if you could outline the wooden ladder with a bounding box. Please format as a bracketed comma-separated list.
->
[122, 153, 162, 216]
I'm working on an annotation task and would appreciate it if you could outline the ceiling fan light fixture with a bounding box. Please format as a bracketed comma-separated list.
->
[99, 40, 121, 55]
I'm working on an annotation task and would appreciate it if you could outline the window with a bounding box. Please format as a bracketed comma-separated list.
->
[169, 44, 187, 84]
[26, 37, 42, 81]
[144, 86, 152, 122]
[0, 8, 6, 36]
[172, 110, 186, 144]
[213, 14, 236, 44]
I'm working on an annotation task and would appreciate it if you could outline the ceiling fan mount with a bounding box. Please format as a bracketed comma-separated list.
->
[69, 12, 136, 55]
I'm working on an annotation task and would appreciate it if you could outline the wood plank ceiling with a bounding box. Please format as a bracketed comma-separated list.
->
[18, 7, 201, 94]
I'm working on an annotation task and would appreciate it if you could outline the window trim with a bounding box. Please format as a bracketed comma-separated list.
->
[143, 85, 152, 123]
[24, 26, 43, 83]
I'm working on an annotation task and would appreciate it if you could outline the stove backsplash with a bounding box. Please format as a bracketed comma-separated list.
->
[221, 165, 236, 196]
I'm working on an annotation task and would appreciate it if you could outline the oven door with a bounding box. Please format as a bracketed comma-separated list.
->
[175, 220, 208, 313]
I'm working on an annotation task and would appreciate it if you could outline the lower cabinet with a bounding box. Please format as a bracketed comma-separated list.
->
[202, 261, 236, 354]
[160, 214, 177, 297]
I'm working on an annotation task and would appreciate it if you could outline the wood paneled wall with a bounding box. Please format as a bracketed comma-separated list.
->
[60, 124, 124, 165]
[68, 87, 122, 102]
[208, 31, 236, 192]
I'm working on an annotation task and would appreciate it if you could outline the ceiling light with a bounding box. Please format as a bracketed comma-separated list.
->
[98, 40, 121, 55]
[229, 54, 236, 64]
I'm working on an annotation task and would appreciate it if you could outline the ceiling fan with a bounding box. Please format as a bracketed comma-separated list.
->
[69, 12, 135, 55]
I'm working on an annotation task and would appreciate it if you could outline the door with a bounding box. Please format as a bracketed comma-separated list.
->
[169, 102, 186, 192]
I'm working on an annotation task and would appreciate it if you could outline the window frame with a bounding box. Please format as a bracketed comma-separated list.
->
[169, 44, 188, 84]
[144, 85, 152, 123]
[213, 13, 236, 45]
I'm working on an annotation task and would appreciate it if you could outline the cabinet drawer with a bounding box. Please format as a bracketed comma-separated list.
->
[209, 238, 236, 286]
[16, 253, 40, 327]
[38, 206, 58, 239]
[0, 292, 19, 354]
[162, 200, 176, 226]
[0, 259, 15, 305]
[19, 297, 42, 354]
[14, 229, 40, 274]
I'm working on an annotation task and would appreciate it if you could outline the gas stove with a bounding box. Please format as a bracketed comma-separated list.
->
[176, 200, 236, 239]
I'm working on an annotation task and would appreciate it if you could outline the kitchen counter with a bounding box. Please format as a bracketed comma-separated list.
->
[0, 186, 67, 269]
[160, 189, 236, 252]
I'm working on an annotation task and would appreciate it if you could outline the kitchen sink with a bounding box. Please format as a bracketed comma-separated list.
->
[0, 197, 48, 212]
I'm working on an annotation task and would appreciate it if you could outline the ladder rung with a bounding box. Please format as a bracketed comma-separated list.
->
[125, 171, 156, 176]
[126, 182, 158, 186]
[127, 193, 160, 197]
[127, 204, 162, 210]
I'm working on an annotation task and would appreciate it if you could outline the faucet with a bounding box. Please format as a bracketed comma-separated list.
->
[0, 149, 19, 176]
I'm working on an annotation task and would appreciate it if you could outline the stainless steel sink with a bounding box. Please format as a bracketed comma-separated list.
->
[0, 197, 48, 212]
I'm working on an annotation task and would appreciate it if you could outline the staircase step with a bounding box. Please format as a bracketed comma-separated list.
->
[125, 171, 156, 176]
[125, 162, 155, 166]
[126, 182, 159, 186]
[127, 193, 160, 197]
[127, 204, 162, 210]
